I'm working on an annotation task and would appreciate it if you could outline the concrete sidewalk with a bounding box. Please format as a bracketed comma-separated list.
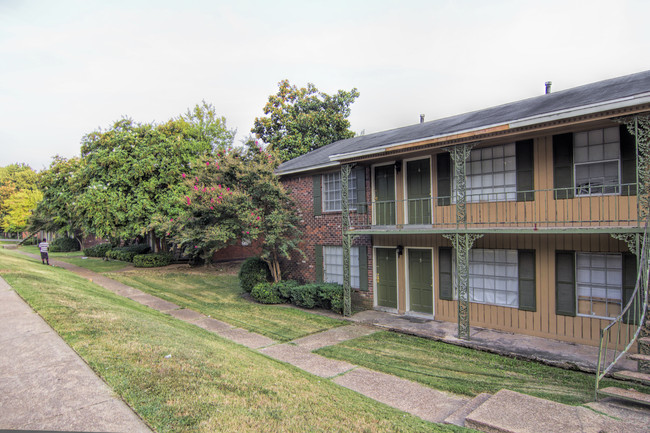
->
[5, 252, 650, 432]
[0, 277, 152, 432]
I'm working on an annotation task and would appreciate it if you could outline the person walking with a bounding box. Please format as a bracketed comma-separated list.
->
[39, 238, 50, 265]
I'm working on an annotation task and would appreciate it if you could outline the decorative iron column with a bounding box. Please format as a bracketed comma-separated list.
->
[443, 142, 481, 340]
[341, 164, 353, 316]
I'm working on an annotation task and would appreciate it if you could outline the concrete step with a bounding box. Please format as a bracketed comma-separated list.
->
[598, 387, 650, 406]
[638, 337, 650, 347]
[627, 353, 650, 363]
[443, 393, 492, 427]
[613, 370, 650, 385]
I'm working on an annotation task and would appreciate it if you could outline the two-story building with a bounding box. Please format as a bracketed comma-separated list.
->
[277, 70, 650, 348]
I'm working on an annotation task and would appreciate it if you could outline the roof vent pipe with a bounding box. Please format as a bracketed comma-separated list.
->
[545, 81, 552, 94]
[420, 114, 425, 124]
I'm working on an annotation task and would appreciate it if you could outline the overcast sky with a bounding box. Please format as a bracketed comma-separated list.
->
[1, 0, 649, 170]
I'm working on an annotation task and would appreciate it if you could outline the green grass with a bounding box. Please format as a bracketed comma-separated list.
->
[21, 245, 85, 258]
[58, 256, 133, 273]
[0, 248, 465, 433]
[106, 268, 346, 342]
[315, 331, 650, 406]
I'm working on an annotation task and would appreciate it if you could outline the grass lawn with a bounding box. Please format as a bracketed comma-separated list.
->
[104, 266, 346, 342]
[0, 248, 465, 433]
[57, 256, 134, 273]
[315, 331, 650, 406]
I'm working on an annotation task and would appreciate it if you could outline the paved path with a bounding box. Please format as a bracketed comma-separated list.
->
[3, 251, 650, 432]
[0, 276, 152, 432]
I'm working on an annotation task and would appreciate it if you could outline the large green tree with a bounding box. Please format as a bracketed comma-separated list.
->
[0, 164, 40, 234]
[251, 80, 359, 162]
[77, 102, 235, 244]
[174, 140, 302, 279]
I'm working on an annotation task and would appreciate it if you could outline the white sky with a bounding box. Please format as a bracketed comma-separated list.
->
[1, 0, 649, 170]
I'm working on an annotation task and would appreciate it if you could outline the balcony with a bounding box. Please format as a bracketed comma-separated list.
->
[347, 184, 641, 234]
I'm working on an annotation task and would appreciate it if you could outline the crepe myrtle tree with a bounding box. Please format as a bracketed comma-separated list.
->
[171, 139, 303, 280]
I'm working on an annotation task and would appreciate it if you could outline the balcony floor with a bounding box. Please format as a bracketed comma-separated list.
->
[348, 225, 643, 235]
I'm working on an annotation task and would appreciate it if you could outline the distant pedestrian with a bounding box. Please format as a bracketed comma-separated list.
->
[39, 238, 50, 265]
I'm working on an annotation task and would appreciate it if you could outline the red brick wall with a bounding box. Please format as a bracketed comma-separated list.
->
[212, 238, 263, 262]
[280, 167, 374, 309]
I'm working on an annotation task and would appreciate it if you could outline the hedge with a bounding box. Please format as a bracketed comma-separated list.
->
[133, 252, 173, 268]
[83, 243, 112, 257]
[106, 244, 151, 262]
[251, 282, 284, 304]
[49, 237, 80, 253]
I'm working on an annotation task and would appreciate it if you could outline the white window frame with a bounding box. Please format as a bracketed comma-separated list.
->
[323, 245, 360, 289]
[452, 143, 517, 203]
[576, 252, 623, 319]
[322, 171, 357, 212]
[573, 127, 621, 196]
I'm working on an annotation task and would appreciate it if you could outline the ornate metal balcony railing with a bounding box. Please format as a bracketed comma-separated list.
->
[347, 184, 641, 232]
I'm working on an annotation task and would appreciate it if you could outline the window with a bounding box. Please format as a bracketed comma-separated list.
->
[453, 143, 517, 202]
[322, 171, 357, 212]
[469, 249, 519, 307]
[323, 246, 360, 288]
[574, 127, 620, 196]
[576, 252, 622, 318]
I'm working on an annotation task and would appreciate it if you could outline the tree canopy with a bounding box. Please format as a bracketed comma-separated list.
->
[75, 102, 235, 242]
[0, 164, 40, 233]
[251, 80, 359, 162]
[173, 140, 302, 279]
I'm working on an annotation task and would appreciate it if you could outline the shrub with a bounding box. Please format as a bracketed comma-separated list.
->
[275, 279, 300, 302]
[238, 257, 271, 293]
[133, 252, 173, 268]
[106, 244, 151, 262]
[251, 282, 283, 304]
[49, 237, 80, 252]
[318, 283, 344, 314]
[290, 283, 321, 309]
[83, 243, 112, 257]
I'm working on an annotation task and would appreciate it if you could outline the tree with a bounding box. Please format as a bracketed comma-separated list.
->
[251, 80, 359, 162]
[0, 164, 40, 234]
[174, 140, 302, 280]
[76, 103, 235, 244]
[30, 156, 85, 247]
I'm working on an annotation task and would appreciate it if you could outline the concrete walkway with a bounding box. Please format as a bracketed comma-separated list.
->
[0, 276, 152, 432]
[4, 252, 650, 432]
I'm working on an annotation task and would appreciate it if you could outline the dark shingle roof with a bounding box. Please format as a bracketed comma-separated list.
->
[277, 70, 650, 174]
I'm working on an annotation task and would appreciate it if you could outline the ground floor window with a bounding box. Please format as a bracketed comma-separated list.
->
[576, 252, 622, 318]
[469, 249, 519, 308]
[324, 246, 360, 288]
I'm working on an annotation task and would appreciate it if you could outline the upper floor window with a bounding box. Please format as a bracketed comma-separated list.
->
[574, 127, 620, 196]
[322, 171, 357, 212]
[453, 143, 517, 202]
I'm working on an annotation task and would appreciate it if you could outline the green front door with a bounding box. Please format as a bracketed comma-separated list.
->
[406, 159, 431, 224]
[408, 249, 433, 314]
[376, 248, 397, 309]
[374, 165, 395, 225]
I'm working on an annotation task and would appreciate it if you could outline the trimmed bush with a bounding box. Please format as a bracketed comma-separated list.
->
[251, 282, 283, 304]
[318, 283, 344, 314]
[106, 244, 151, 262]
[133, 252, 173, 268]
[290, 283, 321, 309]
[83, 243, 112, 257]
[238, 257, 271, 293]
[49, 237, 80, 253]
[275, 279, 300, 302]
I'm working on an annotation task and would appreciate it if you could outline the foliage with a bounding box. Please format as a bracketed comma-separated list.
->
[76, 102, 235, 242]
[251, 79, 359, 162]
[174, 140, 303, 279]
[49, 236, 81, 253]
[0, 164, 40, 233]
[106, 244, 151, 262]
[318, 283, 344, 314]
[286, 283, 343, 313]
[250, 282, 284, 304]
[238, 257, 271, 293]
[83, 242, 113, 257]
[289, 283, 320, 309]
[275, 279, 300, 301]
[133, 252, 173, 268]
[30, 156, 84, 246]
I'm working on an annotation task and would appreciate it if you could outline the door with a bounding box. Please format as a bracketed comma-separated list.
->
[374, 165, 395, 225]
[408, 249, 433, 314]
[406, 159, 431, 224]
[376, 248, 397, 309]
